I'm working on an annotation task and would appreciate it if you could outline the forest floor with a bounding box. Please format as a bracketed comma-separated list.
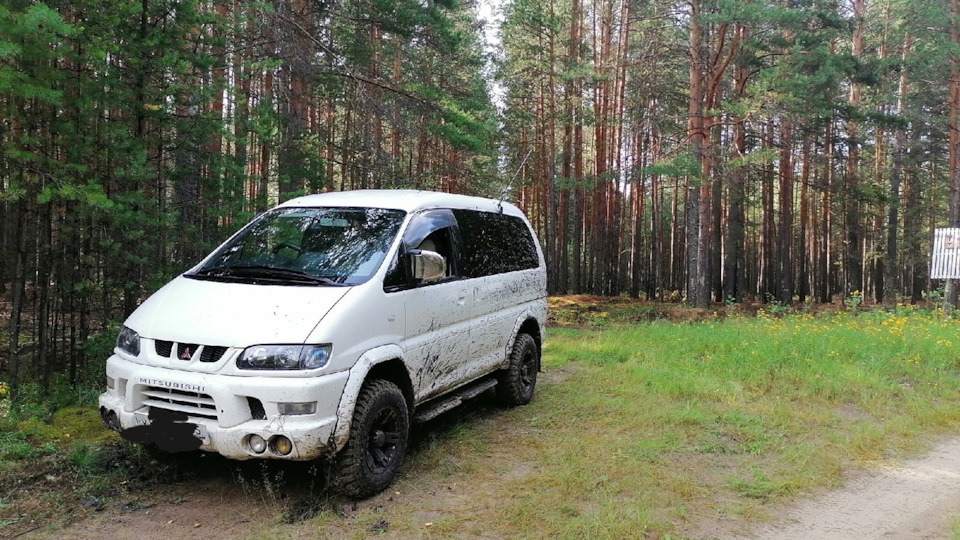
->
[3, 295, 960, 539]
[10, 393, 960, 540]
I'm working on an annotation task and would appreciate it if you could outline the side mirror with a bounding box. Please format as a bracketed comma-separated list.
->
[409, 250, 446, 284]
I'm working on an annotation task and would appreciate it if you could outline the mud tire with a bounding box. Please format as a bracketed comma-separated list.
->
[497, 333, 539, 406]
[334, 379, 409, 499]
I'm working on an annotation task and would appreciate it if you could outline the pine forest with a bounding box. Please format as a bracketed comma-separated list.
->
[2, 0, 960, 391]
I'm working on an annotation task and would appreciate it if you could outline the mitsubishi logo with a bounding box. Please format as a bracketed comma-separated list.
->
[181, 348, 192, 359]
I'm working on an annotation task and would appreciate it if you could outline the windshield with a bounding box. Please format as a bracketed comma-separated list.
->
[189, 207, 406, 286]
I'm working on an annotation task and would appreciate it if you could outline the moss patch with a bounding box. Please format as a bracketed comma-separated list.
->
[17, 406, 119, 450]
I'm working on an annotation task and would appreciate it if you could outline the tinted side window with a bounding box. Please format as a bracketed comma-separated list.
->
[453, 210, 539, 278]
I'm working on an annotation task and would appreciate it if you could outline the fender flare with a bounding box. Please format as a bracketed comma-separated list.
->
[500, 309, 545, 370]
[330, 344, 406, 453]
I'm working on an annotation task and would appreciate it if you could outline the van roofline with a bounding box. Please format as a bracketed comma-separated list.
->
[277, 190, 526, 217]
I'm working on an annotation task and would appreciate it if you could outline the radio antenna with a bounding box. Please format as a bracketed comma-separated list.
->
[498, 149, 533, 212]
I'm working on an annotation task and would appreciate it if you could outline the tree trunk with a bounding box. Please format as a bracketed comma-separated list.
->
[948, 0, 960, 307]
[886, 34, 912, 303]
[686, 0, 706, 306]
[799, 137, 811, 302]
[761, 120, 776, 301]
[778, 119, 794, 303]
[819, 101, 836, 303]
[7, 199, 27, 391]
[844, 0, 865, 298]
[724, 22, 750, 302]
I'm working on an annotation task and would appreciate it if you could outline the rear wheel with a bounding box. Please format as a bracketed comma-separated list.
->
[497, 333, 538, 406]
[334, 379, 409, 499]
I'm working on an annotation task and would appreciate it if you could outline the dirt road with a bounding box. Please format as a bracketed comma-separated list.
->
[738, 436, 960, 540]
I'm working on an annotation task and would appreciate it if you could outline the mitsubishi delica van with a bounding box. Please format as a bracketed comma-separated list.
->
[98, 189, 547, 498]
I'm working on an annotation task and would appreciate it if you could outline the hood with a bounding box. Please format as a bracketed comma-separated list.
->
[125, 276, 351, 346]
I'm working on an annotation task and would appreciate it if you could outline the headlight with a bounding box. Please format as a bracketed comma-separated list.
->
[236, 344, 332, 370]
[117, 326, 140, 357]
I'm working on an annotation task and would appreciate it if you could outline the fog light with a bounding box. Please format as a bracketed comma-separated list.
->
[248, 434, 267, 454]
[271, 436, 293, 456]
[277, 402, 316, 416]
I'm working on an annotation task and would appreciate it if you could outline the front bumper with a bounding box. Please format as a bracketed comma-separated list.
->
[98, 354, 349, 460]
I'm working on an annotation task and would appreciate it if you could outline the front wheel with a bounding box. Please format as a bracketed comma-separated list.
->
[497, 333, 539, 406]
[333, 379, 409, 499]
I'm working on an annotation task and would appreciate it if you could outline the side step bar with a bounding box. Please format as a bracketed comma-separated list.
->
[414, 378, 498, 423]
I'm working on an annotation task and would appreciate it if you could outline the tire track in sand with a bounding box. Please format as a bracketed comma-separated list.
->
[742, 436, 960, 540]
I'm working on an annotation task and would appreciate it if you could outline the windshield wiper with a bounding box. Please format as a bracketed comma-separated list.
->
[189, 265, 347, 286]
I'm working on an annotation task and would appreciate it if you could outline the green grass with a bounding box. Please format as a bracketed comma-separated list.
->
[360, 308, 960, 539]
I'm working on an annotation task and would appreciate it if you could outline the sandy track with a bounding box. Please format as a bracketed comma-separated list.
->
[741, 436, 960, 540]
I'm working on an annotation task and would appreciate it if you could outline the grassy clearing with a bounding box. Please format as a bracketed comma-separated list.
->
[335, 307, 960, 539]
[498, 309, 960, 537]
[6, 303, 960, 539]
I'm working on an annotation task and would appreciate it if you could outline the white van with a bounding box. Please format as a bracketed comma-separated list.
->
[98, 190, 547, 497]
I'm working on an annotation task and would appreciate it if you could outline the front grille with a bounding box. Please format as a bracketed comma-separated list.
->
[143, 386, 217, 420]
[200, 346, 227, 363]
[155, 340, 173, 357]
[153, 340, 229, 364]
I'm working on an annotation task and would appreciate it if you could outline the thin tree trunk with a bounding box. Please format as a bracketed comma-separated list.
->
[7, 199, 27, 391]
[778, 119, 794, 303]
[724, 21, 750, 302]
[903, 128, 923, 302]
[947, 0, 960, 307]
[710, 123, 723, 302]
[650, 125, 663, 300]
[546, 0, 558, 293]
[799, 137, 811, 302]
[844, 0, 865, 297]
[687, 0, 705, 305]
[886, 34, 912, 303]
[761, 120, 776, 301]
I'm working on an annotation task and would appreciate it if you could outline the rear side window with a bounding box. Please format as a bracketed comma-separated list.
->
[453, 209, 539, 278]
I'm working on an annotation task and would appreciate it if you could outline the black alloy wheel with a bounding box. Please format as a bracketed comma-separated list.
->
[366, 405, 403, 474]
